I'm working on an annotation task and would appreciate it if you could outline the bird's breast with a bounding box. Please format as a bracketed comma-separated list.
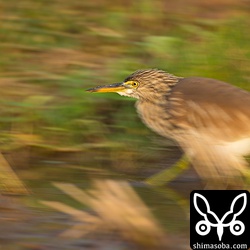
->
[136, 100, 174, 138]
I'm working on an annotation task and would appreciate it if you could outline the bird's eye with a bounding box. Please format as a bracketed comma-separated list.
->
[131, 81, 139, 87]
[125, 80, 139, 88]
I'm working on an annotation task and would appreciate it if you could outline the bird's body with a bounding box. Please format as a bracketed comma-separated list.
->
[87, 69, 250, 183]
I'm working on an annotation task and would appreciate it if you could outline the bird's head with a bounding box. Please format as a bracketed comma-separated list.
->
[87, 69, 180, 101]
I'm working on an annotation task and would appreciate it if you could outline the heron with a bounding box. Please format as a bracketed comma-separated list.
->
[87, 69, 250, 187]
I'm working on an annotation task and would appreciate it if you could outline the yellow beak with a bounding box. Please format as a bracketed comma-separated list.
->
[86, 82, 126, 93]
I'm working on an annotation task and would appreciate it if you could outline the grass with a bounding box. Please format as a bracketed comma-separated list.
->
[41, 180, 167, 249]
[0, 0, 249, 175]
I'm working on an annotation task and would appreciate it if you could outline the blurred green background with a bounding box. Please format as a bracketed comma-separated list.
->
[0, 0, 249, 248]
[1, 0, 249, 175]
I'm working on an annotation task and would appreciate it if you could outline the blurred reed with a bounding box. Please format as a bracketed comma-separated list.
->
[41, 180, 167, 249]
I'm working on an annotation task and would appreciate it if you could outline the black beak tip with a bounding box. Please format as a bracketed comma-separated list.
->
[86, 87, 98, 92]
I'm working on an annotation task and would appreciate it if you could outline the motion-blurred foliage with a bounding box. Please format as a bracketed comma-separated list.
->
[0, 0, 249, 171]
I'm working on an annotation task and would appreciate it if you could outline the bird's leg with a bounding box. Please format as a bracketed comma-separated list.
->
[144, 154, 189, 186]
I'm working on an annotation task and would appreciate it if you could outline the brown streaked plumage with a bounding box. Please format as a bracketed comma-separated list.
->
[87, 69, 250, 184]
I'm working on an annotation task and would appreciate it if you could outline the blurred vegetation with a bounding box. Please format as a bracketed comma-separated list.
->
[0, 1, 249, 248]
[0, 0, 249, 176]
[41, 180, 167, 249]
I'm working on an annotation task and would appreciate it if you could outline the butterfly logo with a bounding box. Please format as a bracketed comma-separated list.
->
[193, 193, 247, 241]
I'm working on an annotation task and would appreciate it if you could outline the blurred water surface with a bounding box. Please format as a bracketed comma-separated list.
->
[0, 0, 249, 249]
